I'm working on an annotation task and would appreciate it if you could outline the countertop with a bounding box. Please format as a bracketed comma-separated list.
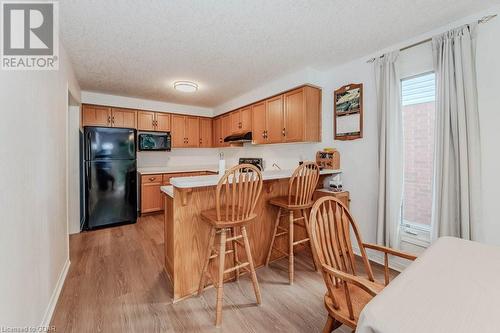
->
[137, 165, 219, 175]
[160, 169, 341, 197]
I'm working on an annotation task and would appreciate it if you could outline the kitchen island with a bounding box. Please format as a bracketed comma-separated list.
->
[161, 168, 341, 302]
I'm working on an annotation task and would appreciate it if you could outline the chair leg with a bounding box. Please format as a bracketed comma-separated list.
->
[323, 315, 342, 333]
[232, 227, 240, 281]
[265, 207, 281, 266]
[241, 226, 262, 304]
[198, 226, 216, 295]
[302, 209, 318, 272]
[288, 210, 294, 285]
[215, 228, 227, 327]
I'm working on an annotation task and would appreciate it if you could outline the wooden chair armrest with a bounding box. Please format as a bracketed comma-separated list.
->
[362, 243, 417, 261]
[321, 264, 382, 297]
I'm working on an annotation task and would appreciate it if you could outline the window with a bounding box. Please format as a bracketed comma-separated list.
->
[401, 72, 435, 238]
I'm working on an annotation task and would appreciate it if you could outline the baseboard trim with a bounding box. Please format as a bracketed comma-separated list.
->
[40, 259, 71, 327]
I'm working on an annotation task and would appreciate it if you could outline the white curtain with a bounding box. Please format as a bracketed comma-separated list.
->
[431, 24, 481, 240]
[375, 51, 403, 248]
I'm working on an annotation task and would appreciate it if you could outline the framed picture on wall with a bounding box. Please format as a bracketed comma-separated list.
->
[334, 83, 363, 140]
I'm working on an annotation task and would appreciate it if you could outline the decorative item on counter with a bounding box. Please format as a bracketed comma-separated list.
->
[218, 152, 226, 175]
[334, 83, 363, 140]
[329, 174, 343, 192]
[316, 149, 340, 170]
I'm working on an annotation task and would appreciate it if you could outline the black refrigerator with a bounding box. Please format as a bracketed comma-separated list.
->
[83, 126, 137, 229]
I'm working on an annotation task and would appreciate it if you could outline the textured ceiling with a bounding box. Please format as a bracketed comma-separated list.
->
[60, 0, 498, 107]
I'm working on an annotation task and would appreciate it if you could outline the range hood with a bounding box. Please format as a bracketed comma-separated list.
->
[224, 132, 252, 143]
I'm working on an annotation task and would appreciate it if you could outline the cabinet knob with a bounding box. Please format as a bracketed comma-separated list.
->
[149, 177, 156, 181]
[108, 116, 111, 124]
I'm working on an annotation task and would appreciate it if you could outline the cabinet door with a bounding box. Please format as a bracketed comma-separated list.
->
[284, 88, 305, 142]
[82, 105, 111, 127]
[266, 95, 284, 143]
[155, 113, 171, 132]
[137, 111, 156, 131]
[240, 106, 252, 132]
[141, 174, 163, 213]
[111, 108, 136, 129]
[213, 117, 222, 147]
[185, 116, 200, 148]
[171, 115, 186, 148]
[252, 102, 266, 144]
[199, 118, 212, 148]
[230, 110, 241, 134]
[222, 115, 231, 146]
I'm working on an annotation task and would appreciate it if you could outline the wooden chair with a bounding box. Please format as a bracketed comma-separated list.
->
[309, 196, 417, 332]
[197, 164, 263, 327]
[265, 161, 320, 284]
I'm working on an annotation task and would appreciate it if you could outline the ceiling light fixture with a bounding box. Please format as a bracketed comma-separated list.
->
[173, 81, 198, 92]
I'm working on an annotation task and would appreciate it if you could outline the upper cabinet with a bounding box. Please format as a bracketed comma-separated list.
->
[82, 105, 137, 129]
[250, 86, 321, 145]
[171, 115, 200, 148]
[137, 111, 170, 132]
[213, 117, 223, 147]
[82, 105, 111, 127]
[111, 108, 137, 128]
[229, 106, 252, 134]
[81, 85, 320, 149]
[199, 118, 213, 148]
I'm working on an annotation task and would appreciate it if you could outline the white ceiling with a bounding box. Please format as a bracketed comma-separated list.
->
[60, 0, 498, 107]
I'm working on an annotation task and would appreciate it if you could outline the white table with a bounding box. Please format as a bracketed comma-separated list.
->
[356, 237, 500, 333]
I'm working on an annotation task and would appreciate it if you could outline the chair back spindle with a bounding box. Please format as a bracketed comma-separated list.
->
[215, 164, 263, 223]
[288, 162, 320, 207]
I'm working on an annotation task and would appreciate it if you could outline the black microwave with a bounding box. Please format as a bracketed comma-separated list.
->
[138, 133, 171, 151]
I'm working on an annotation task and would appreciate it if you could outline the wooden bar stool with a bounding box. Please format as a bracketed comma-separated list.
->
[265, 161, 320, 284]
[197, 164, 263, 327]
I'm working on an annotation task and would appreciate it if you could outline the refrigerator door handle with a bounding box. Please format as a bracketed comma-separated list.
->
[86, 163, 91, 190]
[86, 131, 92, 161]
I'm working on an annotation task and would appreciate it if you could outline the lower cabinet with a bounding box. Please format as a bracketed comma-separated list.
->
[141, 174, 163, 214]
[140, 171, 218, 214]
[313, 190, 350, 209]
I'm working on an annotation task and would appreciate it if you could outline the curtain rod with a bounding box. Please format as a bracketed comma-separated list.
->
[366, 14, 497, 63]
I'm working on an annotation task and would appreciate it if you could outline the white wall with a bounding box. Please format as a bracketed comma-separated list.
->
[476, 11, 500, 245]
[0, 45, 81, 326]
[81, 91, 214, 117]
[68, 105, 81, 234]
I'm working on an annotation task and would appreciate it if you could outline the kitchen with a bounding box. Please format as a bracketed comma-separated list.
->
[3, 1, 500, 333]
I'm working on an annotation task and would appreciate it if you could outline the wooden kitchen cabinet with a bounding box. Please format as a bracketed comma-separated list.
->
[250, 86, 321, 145]
[213, 117, 223, 147]
[171, 115, 200, 148]
[137, 111, 171, 132]
[313, 190, 350, 209]
[141, 174, 163, 214]
[82, 105, 111, 127]
[221, 114, 231, 147]
[283, 86, 321, 142]
[251, 102, 266, 144]
[156, 113, 171, 132]
[229, 106, 252, 134]
[266, 95, 285, 143]
[199, 117, 212, 147]
[111, 107, 137, 128]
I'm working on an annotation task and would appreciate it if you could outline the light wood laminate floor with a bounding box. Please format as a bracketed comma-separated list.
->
[51, 214, 396, 332]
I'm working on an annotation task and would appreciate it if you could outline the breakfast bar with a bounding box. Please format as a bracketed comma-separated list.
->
[161, 168, 341, 302]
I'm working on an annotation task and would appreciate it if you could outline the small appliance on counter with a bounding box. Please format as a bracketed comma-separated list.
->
[316, 149, 340, 170]
[138, 132, 171, 151]
[238, 158, 263, 171]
